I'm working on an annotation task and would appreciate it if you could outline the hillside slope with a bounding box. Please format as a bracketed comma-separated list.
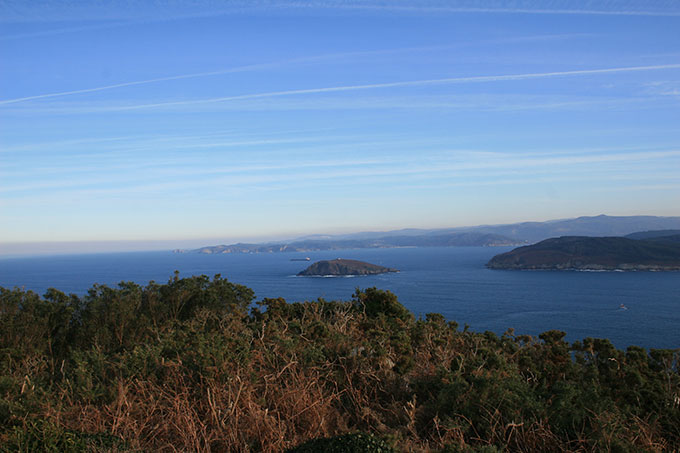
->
[487, 236, 680, 270]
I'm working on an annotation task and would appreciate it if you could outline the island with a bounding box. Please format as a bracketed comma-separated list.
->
[297, 259, 399, 276]
[486, 235, 680, 271]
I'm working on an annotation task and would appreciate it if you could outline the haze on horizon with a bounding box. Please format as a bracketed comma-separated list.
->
[1, 0, 679, 255]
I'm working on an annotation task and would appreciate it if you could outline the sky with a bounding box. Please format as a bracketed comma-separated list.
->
[1, 0, 679, 254]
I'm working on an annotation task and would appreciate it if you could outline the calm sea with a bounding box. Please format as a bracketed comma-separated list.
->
[1, 247, 678, 350]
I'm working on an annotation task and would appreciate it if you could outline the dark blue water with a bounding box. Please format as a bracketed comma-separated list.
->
[1, 247, 678, 350]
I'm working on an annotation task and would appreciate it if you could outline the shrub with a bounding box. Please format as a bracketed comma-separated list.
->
[285, 432, 395, 453]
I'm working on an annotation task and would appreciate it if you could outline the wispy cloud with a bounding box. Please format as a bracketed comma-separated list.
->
[643, 80, 680, 98]
[0, 21, 135, 40]
[0, 62, 290, 105]
[4, 64, 678, 114]
[0, 1, 675, 44]
[4, 92, 672, 117]
[3, 146, 678, 196]
[321, 5, 680, 17]
[0, 33, 589, 105]
[54, 63, 680, 112]
[3, 1, 678, 24]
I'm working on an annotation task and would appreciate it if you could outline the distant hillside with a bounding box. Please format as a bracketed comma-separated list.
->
[298, 215, 680, 243]
[297, 259, 398, 276]
[190, 232, 518, 254]
[462, 215, 680, 243]
[486, 235, 680, 271]
[625, 229, 680, 240]
[185, 215, 680, 254]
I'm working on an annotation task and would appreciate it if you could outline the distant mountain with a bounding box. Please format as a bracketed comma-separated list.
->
[184, 215, 680, 254]
[297, 259, 398, 276]
[457, 215, 680, 243]
[486, 235, 680, 271]
[190, 232, 518, 254]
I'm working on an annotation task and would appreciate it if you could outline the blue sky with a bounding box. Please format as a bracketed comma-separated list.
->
[1, 0, 679, 253]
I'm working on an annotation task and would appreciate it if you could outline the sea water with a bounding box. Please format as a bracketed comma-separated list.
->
[1, 247, 678, 350]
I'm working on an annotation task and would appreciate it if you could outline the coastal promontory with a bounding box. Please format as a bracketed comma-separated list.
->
[297, 259, 398, 276]
[486, 235, 680, 271]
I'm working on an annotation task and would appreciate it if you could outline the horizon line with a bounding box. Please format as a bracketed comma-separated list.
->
[3, 213, 680, 255]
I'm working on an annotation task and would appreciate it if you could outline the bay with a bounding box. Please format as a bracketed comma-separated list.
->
[1, 246, 678, 350]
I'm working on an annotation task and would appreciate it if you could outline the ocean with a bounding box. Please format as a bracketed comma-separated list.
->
[1, 246, 678, 350]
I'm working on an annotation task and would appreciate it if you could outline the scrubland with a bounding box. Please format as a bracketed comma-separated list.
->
[1, 273, 678, 451]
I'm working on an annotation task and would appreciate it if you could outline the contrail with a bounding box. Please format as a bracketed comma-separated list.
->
[2, 62, 678, 110]
[466, 8, 680, 17]
[0, 36, 584, 105]
[0, 45, 468, 105]
[0, 62, 284, 105]
[318, 5, 680, 17]
[106, 63, 680, 111]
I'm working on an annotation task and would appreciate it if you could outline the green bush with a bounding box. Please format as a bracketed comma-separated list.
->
[352, 288, 412, 323]
[1, 418, 128, 453]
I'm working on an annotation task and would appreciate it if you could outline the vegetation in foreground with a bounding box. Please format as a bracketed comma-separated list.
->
[1, 273, 679, 452]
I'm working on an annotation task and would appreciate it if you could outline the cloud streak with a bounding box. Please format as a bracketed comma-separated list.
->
[3, 1, 678, 25]
[0, 62, 288, 105]
[4, 147, 678, 195]
[0, 34, 588, 106]
[323, 5, 680, 17]
[83, 63, 680, 112]
[5, 64, 676, 112]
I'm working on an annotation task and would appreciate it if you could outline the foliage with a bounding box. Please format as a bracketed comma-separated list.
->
[1, 418, 128, 452]
[0, 274, 678, 452]
[285, 432, 395, 453]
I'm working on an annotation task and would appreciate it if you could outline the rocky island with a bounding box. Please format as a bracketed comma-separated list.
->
[486, 234, 680, 271]
[297, 259, 398, 276]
